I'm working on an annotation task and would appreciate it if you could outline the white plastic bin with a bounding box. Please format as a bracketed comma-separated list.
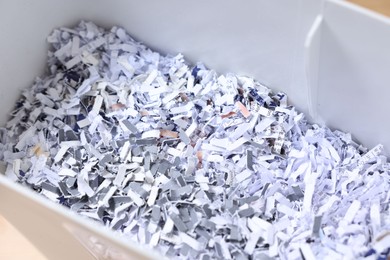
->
[0, 0, 389, 259]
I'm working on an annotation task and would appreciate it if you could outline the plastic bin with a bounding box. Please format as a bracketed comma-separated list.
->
[0, 0, 390, 259]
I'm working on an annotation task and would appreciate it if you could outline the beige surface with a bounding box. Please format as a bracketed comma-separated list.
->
[0, 215, 47, 259]
[0, 1, 389, 259]
[349, 0, 390, 17]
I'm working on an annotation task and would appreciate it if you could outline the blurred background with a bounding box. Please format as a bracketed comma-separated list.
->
[0, 0, 389, 259]
[351, 0, 390, 16]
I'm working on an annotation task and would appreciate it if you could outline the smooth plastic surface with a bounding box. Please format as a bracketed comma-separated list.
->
[1, 0, 390, 259]
[316, 0, 390, 154]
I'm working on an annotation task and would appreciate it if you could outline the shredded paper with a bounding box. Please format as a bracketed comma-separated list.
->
[1, 21, 390, 259]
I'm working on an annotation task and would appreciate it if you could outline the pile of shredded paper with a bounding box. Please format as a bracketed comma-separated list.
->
[1, 21, 390, 259]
